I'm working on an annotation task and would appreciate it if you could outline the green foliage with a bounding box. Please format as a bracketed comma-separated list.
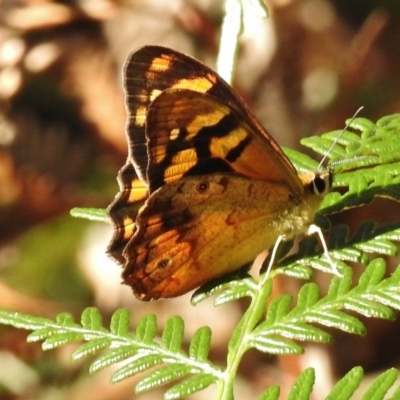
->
[302, 114, 400, 214]
[0, 309, 223, 399]
[16, 109, 400, 399]
[2, 251, 400, 398]
[2, 213, 400, 398]
[70, 207, 108, 222]
[2, 0, 400, 394]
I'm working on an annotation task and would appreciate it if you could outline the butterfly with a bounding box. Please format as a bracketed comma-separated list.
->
[107, 46, 332, 301]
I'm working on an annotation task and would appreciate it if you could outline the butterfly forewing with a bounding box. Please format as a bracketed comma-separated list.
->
[145, 88, 305, 193]
[124, 46, 236, 182]
[124, 46, 302, 195]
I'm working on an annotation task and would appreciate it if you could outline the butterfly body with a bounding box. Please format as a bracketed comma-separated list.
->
[108, 46, 330, 300]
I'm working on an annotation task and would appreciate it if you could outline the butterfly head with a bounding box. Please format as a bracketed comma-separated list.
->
[298, 168, 332, 198]
[311, 169, 332, 196]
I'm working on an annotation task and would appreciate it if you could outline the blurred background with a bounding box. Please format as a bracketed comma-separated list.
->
[0, 0, 400, 399]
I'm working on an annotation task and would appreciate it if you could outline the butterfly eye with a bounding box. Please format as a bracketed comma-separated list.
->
[196, 182, 209, 192]
[312, 172, 331, 195]
[157, 259, 170, 269]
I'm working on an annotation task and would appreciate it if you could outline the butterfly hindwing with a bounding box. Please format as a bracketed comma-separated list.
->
[107, 163, 148, 263]
[122, 173, 306, 300]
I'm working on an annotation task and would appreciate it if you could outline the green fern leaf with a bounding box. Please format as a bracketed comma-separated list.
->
[328, 225, 367, 263]
[347, 223, 400, 260]
[191, 272, 256, 305]
[361, 368, 398, 400]
[109, 308, 131, 336]
[136, 314, 158, 342]
[368, 263, 400, 310]
[111, 354, 165, 383]
[326, 366, 364, 400]
[374, 291, 400, 312]
[287, 368, 315, 400]
[0, 311, 53, 330]
[26, 327, 58, 342]
[307, 309, 365, 334]
[56, 312, 80, 327]
[162, 316, 185, 352]
[265, 295, 292, 324]
[356, 258, 386, 288]
[134, 365, 193, 394]
[283, 147, 319, 173]
[343, 298, 393, 319]
[213, 282, 257, 305]
[135, 365, 191, 394]
[90, 347, 139, 373]
[278, 264, 313, 279]
[164, 374, 218, 400]
[355, 224, 400, 255]
[189, 326, 212, 361]
[324, 267, 353, 299]
[42, 332, 85, 350]
[379, 228, 400, 241]
[265, 322, 331, 343]
[248, 335, 303, 355]
[72, 338, 112, 360]
[81, 307, 106, 331]
[258, 385, 280, 400]
[292, 283, 319, 312]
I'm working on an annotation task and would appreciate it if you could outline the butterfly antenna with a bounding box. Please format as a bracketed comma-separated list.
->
[329, 153, 378, 167]
[317, 106, 364, 171]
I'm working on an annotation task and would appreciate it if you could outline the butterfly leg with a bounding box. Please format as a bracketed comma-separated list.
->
[264, 234, 285, 280]
[307, 224, 342, 277]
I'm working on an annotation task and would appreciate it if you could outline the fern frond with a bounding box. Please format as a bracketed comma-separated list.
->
[258, 366, 400, 400]
[2, 113, 400, 399]
[276, 220, 400, 279]
[219, 258, 400, 400]
[300, 114, 400, 214]
[0, 308, 223, 398]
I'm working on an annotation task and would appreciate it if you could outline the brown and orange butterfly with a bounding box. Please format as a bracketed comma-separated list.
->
[107, 46, 332, 301]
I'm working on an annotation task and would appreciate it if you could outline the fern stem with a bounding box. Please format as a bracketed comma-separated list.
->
[217, 275, 272, 399]
[216, 0, 243, 84]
